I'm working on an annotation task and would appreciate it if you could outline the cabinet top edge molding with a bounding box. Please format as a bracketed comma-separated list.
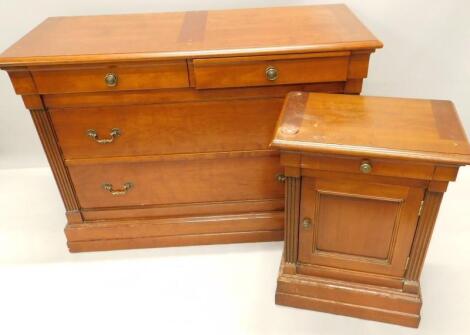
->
[271, 92, 470, 166]
[0, 4, 382, 68]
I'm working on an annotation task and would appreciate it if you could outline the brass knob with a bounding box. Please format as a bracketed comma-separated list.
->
[104, 73, 118, 87]
[303, 217, 312, 229]
[265, 66, 278, 81]
[360, 161, 372, 174]
[276, 174, 286, 183]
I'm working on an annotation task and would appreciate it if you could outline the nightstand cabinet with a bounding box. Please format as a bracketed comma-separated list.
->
[271, 92, 470, 327]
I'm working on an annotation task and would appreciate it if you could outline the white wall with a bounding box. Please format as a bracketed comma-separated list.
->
[0, 0, 469, 168]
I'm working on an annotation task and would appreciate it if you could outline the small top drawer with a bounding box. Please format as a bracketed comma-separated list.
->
[30, 61, 189, 94]
[299, 155, 435, 181]
[192, 52, 350, 89]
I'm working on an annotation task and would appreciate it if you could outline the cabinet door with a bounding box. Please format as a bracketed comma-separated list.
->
[298, 177, 424, 277]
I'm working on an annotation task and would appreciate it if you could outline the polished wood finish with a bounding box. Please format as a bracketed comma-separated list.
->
[50, 98, 283, 159]
[0, 5, 381, 251]
[192, 52, 350, 89]
[68, 154, 283, 209]
[298, 177, 424, 277]
[0, 5, 381, 67]
[272, 92, 470, 164]
[30, 62, 189, 94]
[273, 92, 470, 327]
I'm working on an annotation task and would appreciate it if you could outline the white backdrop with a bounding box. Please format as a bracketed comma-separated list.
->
[0, 0, 469, 169]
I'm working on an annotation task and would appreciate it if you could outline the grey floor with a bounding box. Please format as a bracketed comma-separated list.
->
[1, 167, 469, 335]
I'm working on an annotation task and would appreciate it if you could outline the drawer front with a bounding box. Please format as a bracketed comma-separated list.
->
[299, 155, 435, 180]
[68, 154, 284, 209]
[31, 61, 189, 94]
[50, 98, 283, 159]
[193, 53, 350, 89]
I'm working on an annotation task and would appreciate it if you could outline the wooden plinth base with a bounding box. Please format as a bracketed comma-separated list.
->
[275, 259, 422, 328]
[65, 212, 284, 252]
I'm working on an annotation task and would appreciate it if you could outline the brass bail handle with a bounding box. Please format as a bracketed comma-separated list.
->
[87, 128, 121, 144]
[102, 182, 133, 196]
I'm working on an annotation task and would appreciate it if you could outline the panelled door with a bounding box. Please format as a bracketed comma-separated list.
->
[298, 176, 425, 277]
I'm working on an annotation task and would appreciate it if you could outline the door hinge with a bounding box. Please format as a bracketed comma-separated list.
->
[404, 257, 410, 271]
[418, 200, 424, 217]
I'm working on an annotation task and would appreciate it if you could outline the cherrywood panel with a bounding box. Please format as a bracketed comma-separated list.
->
[67, 230, 284, 252]
[50, 98, 283, 159]
[67, 212, 283, 241]
[284, 176, 301, 263]
[30, 110, 82, 223]
[193, 53, 349, 89]
[31, 61, 189, 94]
[0, 5, 382, 67]
[42, 82, 346, 108]
[296, 263, 404, 289]
[272, 93, 470, 165]
[298, 176, 424, 277]
[68, 154, 284, 209]
[299, 154, 435, 180]
[315, 194, 399, 259]
[404, 191, 443, 291]
[82, 198, 284, 221]
[276, 260, 421, 327]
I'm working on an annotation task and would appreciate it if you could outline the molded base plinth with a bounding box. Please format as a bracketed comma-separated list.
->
[275, 259, 422, 328]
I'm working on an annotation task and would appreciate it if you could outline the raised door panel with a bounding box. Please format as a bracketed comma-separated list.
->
[298, 177, 424, 277]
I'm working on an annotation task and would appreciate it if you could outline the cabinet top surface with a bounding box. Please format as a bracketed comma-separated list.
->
[0, 4, 382, 67]
[272, 92, 470, 165]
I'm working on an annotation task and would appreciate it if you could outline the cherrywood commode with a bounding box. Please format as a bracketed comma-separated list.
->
[0, 5, 382, 252]
[271, 92, 470, 327]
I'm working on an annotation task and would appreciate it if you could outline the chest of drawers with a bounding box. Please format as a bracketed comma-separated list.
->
[272, 92, 470, 327]
[0, 5, 382, 252]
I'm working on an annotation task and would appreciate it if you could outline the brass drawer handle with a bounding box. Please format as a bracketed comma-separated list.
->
[104, 73, 118, 87]
[102, 182, 133, 196]
[265, 66, 278, 81]
[87, 128, 121, 144]
[360, 160, 372, 174]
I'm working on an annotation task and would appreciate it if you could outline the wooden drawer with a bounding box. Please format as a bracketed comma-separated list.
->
[50, 98, 283, 159]
[30, 61, 189, 94]
[299, 154, 435, 180]
[192, 52, 350, 89]
[68, 153, 284, 209]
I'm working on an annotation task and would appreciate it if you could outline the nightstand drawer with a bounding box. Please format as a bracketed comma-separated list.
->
[68, 154, 284, 209]
[50, 98, 283, 159]
[193, 52, 350, 89]
[31, 61, 189, 94]
[300, 155, 435, 180]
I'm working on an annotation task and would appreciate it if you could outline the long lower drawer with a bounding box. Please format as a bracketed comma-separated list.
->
[50, 98, 283, 159]
[68, 152, 284, 209]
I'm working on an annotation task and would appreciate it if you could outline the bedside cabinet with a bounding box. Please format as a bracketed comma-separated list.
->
[0, 5, 382, 252]
[271, 92, 470, 327]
